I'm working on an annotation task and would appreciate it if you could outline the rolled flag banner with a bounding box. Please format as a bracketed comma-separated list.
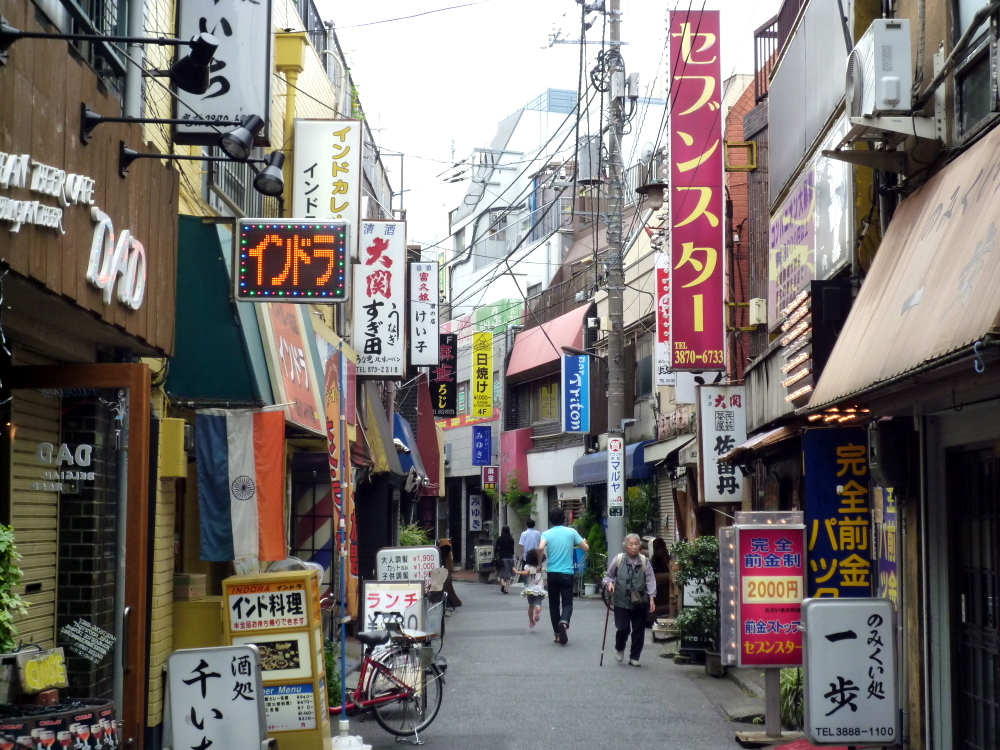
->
[196, 409, 286, 561]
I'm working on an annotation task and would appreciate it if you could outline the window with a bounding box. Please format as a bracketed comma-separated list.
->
[457, 381, 469, 414]
[635, 334, 653, 398]
[954, 1, 998, 138]
[531, 377, 559, 423]
[527, 283, 542, 298]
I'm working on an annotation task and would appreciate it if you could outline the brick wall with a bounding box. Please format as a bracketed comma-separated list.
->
[726, 79, 756, 382]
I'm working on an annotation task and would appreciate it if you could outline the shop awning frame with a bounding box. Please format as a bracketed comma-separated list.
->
[572, 440, 656, 486]
[718, 424, 801, 464]
[506, 304, 594, 384]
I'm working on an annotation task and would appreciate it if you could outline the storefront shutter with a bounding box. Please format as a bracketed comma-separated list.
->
[657, 466, 676, 543]
[10, 390, 60, 647]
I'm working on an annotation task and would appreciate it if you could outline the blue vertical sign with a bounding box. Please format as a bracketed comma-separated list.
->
[803, 426, 873, 598]
[472, 425, 491, 466]
[561, 355, 591, 433]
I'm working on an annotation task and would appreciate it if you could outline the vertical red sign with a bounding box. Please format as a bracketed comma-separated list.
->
[668, 11, 725, 370]
[738, 525, 806, 667]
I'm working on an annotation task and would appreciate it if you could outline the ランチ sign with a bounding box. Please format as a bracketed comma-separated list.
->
[561, 355, 591, 433]
[668, 10, 725, 370]
[353, 221, 406, 377]
[363, 581, 423, 631]
[803, 598, 897, 745]
[737, 525, 805, 667]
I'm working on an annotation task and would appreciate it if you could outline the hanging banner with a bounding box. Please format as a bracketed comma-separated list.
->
[353, 220, 406, 378]
[697, 385, 747, 503]
[258, 304, 324, 435]
[472, 425, 491, 466]
[409, 262, 440, 366]
[803, 427, 873, 598]
[654, 253, 676, 385]
[737, 525, 806, 667]
[668, 10, 725, 370]
[471, 332, 493, 418]
[175, 0, 273, 144]
[432, 333, 457, 416]
[607, 436, 625, 518]
[560, 355, 591, 433]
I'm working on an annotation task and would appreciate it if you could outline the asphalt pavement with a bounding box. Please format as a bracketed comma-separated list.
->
[343, 578, 762, 750]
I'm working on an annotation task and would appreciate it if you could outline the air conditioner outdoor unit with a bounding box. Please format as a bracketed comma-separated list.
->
[846, 19, 912, 118]
[587, 317, 600, 329]
[749, 298, 767, 326]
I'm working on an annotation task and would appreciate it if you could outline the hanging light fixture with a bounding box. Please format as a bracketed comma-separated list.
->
[219, 115, 266, 161]
[253, 152, 286, 197]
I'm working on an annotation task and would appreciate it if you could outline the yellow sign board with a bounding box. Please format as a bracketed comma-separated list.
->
[16, 648, 69, 693]
[471, 332, 493, 418]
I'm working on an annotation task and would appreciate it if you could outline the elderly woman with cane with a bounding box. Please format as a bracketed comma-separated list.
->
[602, 533, 656, 666]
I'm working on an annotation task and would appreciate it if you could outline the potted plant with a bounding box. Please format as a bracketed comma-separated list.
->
[670, 535, 723, 676]
[583, 523, 607, 596]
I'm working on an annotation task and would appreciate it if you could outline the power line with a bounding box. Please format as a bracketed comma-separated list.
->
[331, 0, 497, 30]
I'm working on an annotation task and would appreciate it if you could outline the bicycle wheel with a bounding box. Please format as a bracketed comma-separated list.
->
[367, 648, 444, 737]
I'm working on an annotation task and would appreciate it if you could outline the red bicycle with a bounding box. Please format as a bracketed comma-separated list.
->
[329, 625, 446, 742]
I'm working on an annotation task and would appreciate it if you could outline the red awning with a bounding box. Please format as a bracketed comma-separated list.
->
[506, 304, 593, 383]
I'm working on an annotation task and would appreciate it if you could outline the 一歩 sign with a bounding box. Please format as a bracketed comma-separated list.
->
[175, 0, 272, 145]
[409, 262, 440, 365]
[698, 385, 747, 503]
[353, 221, 406, 377]
[432, 334, 457, 416]
[469, 494, 483, 531]
[376, 545, 441, 583]
[482, 465, 499, 492]
[561, 355, 591, 433]
[803, 598, 897, 745]
[292, 120, 362, 230]
[607, 437, 625, 518]
[803, 427, 873, 598]
[668, 10, 725, 370]
[167, 646, 267, 750]
[654, 253, 675, 385]
[471, 332, 493, 418]
[472, 425, 491, 466]
[362, 581, 423, 631]
[737, 525, 805, 667]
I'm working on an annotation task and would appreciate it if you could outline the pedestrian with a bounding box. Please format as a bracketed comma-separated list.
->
[436, 538, 462, 609]
[603, 533, 657, 666]
[517, 518, 542, 584]
[494, 525, 516, 594]
[514, 548, 547, 628]
[537, 508, 589, 645]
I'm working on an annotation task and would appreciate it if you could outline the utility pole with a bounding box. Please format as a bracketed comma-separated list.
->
[605, 0, 626, 556]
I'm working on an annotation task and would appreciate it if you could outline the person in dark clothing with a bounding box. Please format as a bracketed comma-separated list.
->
[494, 526, 516, 593]
[437, 539, 461, 609]
[603, 533, 656, 666]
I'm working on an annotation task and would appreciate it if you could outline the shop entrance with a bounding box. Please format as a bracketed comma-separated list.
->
[3, 365, 151, 750]
[947, 445, 1000, 750]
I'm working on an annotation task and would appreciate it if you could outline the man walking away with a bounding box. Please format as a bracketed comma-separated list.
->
[538, 508, 589, 645]
[518, 519, 541, 564]
[603, 533, 656, 666]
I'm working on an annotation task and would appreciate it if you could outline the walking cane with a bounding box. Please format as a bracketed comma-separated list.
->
[599, 585, 611, 666]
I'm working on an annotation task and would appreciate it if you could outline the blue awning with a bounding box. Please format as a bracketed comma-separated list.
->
[393, 414, 427, 481]
[572, 440, 656, 486]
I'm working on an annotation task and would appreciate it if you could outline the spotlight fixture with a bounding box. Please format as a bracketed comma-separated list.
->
[0, 19, 218, 94]
[219, 115, 266, 161]
[119, 141, 285, 197]
[81, 104, 262, 147]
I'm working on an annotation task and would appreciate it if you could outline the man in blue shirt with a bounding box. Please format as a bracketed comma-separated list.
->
[517, 519, 541, 561]
[538, 508, 589, 645]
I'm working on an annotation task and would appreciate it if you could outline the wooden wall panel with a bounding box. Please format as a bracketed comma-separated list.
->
[0, 0, 178, 356]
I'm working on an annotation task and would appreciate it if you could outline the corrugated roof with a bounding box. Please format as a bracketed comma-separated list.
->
[809, 124, 1000, 409]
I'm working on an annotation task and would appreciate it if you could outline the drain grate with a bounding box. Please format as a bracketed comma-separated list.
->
[720, 696, 765, 722]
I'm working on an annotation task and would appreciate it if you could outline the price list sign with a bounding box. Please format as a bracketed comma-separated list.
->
[235, 219, 349, 301]
[738, 525, 806, 667]
[375, 546, 441, 582]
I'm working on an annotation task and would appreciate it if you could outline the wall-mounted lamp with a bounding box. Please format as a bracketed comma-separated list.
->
[636, 180, 666, 210]
[81, 104, 264, 148]
[119, 142, 285, 196]
[0, 19, 218, 94]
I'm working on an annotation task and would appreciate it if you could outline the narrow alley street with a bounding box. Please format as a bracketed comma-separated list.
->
[356, 580, 755, 750]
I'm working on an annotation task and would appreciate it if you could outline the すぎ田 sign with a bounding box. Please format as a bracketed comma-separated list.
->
[235, 220, 349, 301]
[352, 220, 406, 378]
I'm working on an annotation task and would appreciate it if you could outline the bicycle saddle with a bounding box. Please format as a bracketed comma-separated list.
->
[357, 630, 391, 647]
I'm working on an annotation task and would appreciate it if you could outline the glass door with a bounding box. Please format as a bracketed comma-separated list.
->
[5, 365, 151, 750]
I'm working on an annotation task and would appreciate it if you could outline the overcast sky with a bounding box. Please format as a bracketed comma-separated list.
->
[320, 0, 782, 249]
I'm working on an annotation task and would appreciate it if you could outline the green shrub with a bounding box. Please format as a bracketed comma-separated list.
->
[398, 523, 432, 547]
[325, 640, 343, 707]
[0, 526, 28, 653]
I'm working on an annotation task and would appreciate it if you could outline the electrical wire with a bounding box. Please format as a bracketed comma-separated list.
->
[331, 0, 497, 30]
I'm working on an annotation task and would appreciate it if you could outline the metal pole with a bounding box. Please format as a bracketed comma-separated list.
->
[605, 0, 626, 556]
[338, 517, 348, 734]
[123, 0, 144, 118]
[764, 667, 781, 737]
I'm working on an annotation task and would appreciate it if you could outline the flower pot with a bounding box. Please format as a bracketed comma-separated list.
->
[705, 649, 726, 678]
[584, 582, 597, 596]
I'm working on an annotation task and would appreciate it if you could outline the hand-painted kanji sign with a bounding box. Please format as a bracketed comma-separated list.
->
[362, 581, 423, 632]
[409, 262, 439, 366]
[738, 525, 806, 668]
[668, 10, 725, 370]
[699, 385, 747, 503]
[352, 220, 406, 377]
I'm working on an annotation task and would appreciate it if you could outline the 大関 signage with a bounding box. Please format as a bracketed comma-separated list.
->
[352, 220, 406, 378]
[697, 385, 747, 503]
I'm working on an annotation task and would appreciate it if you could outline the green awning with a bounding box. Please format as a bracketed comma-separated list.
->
[166, 216, 273, 405]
